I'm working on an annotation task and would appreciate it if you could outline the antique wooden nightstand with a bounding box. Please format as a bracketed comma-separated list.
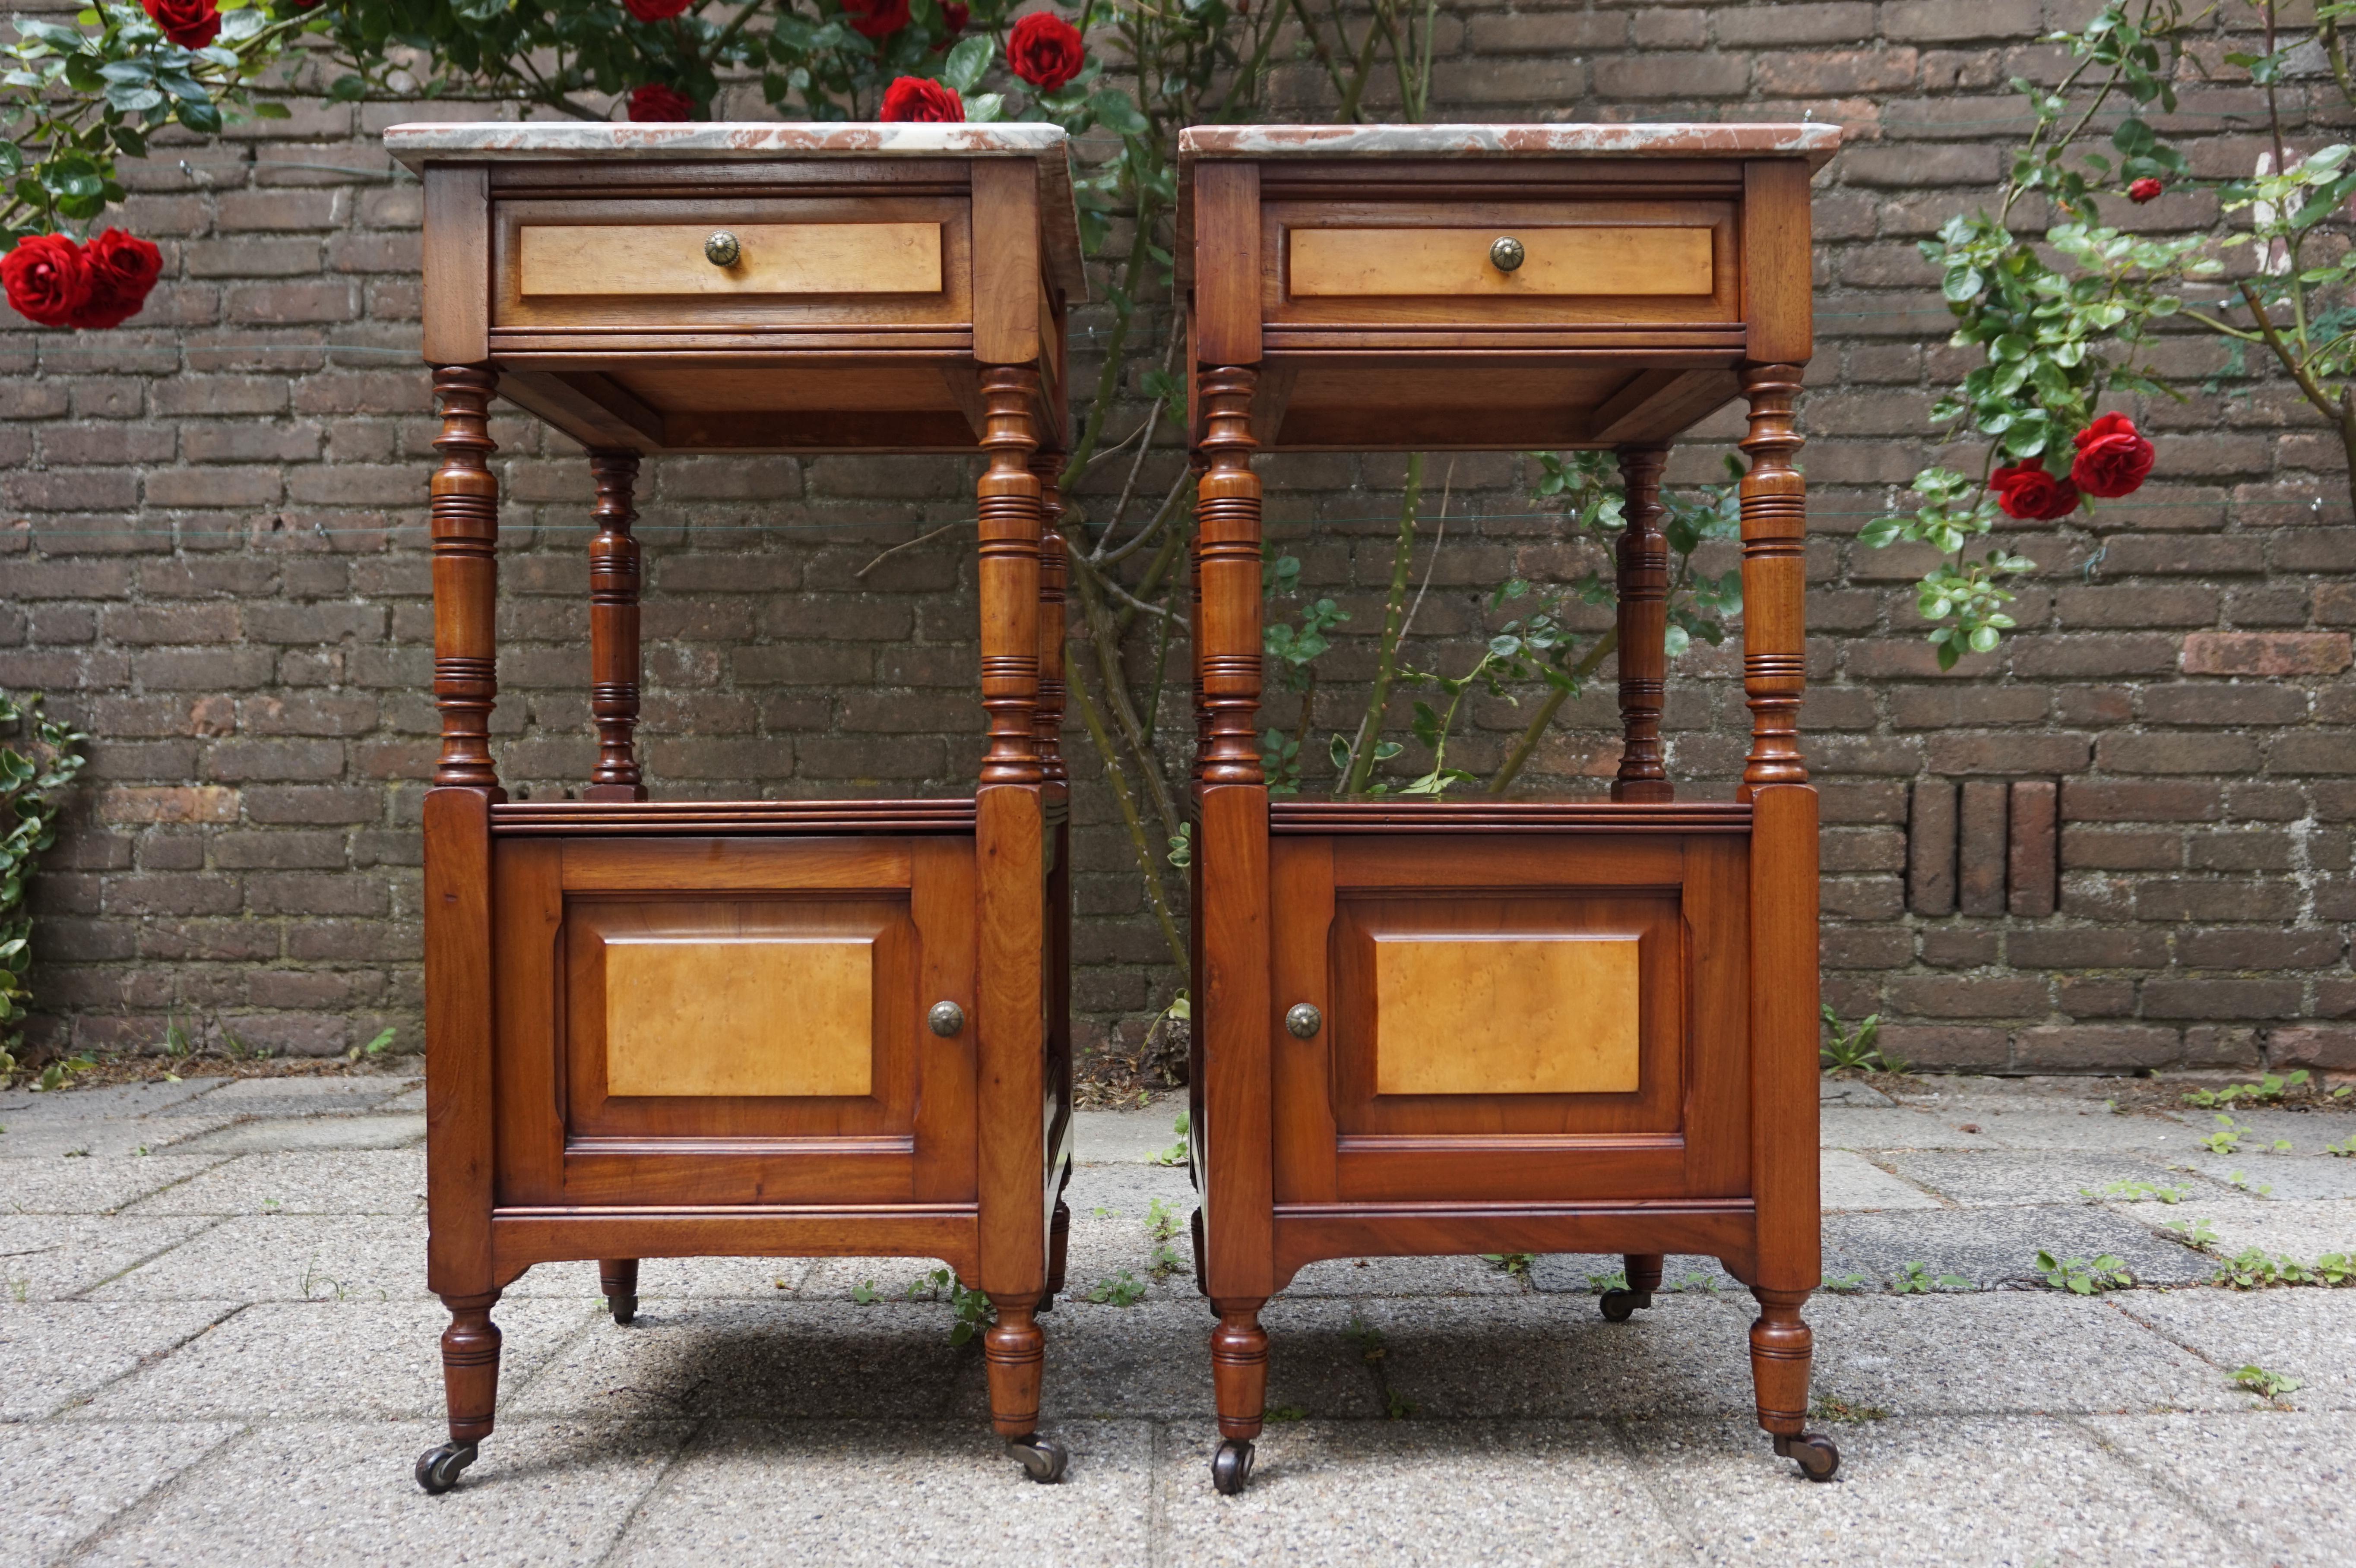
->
[383, 122, 1084, 1491]
[1173, 122, 1843, 1493]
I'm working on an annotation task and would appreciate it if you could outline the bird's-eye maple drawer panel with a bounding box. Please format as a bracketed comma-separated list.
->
[1267, 830, 1752, 1206]
[1264, 200, 1740, 329]
[489, 833, 979, 1210]
[490, 196, 974, 332]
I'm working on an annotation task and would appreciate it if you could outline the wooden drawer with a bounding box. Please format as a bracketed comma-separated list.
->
[1265, 199, 1738, 329]
[491, 194, 972, 334]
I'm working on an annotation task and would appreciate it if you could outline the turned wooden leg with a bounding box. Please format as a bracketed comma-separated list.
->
[417, 1290, 501, 1493]
[1209, 1297, 1267, 1494]
[598, 1258, 639, 1325]
[1599, 1253, 1662, 1321]
[1751, 1286, 1839, 1480]
[985, 1292, 1068, 1481]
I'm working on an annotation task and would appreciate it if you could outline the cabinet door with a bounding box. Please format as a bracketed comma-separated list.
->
[492, 835, 977, 1208]
[1269, 831, 1748, 1205]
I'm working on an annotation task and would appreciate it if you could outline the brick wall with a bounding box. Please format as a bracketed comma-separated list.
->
[5, 1, 2354, 1075]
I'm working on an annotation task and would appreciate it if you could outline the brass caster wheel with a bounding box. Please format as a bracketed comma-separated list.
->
[1009, 1435, 1068, 1484]
[608, 1296, 637, 1327]
[1775, 1431, 1840, 1482]
[1597, 1288, 1652, 1323]
[415, 1442, 478, 1495]
[1211, 1437, 1254, 1495]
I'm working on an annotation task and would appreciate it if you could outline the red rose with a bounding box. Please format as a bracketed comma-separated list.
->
[931, 0, 968, 48]
[142, 0, 222, 47]
[1007, 11, 1084, 92]
[625, 0, 692, 20]
[70, 229, 164, 330]
[2068, 411, 2156, 499]
[627, 83, 694, 122]
[1988, 457, 2080, 521]
[843, 0, 910, 37]
[2127, 177, 2163, 204]
[879, 75, 963, 121]
[2, 234, 91, 329]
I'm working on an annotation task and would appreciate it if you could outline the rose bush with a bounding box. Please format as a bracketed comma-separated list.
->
[1, 233, 89, 326]
[2067, 411, 2155, 498]
[842, 0, 911, 41]
[627, 83, 694, 122]
[72, 228, 162, 328]
[139, 0, 218, 50]
[880, 74, 962, 121]
[1007, 11, 1083, 92]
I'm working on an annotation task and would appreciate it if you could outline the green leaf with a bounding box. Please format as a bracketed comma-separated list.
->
[940, 32, 990, 92]
[1089, 87, 1149, 136]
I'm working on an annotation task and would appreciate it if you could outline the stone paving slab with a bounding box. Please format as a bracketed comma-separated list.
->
[0, 1215, 219, 1299]
[177, 1114, 427, 1154]
[2167, 1197, 2356, 1259]
[1531, 1252, 1743, 1294]
[1821, 1148, 1943, 1210]
[89, 1213, 432, 1302]
[1821, 1204, 2214, 1290]
[1817, 1106, 2003, 1150]
[1878, 1149, 2229, 1208]
[0, 1116, 243, 1159]
[613, 1418, 1152, 1568]
[2116, 1289, 2356, 1411]
[0, 1080, 226, 1123]
[1620, 1414, 2252, 1568]
[1806, 1293, 2244, 1416]
[74, 1419, 688, 1568]
[73, 1299, 595, 1422]
[0, 1420, 244, 1567]
[1355, 1293, 1759, 1421]
[2, 1154, 226, 1215]
[195, 1075, 421, 1117]
[1156, 1417, 1685, 1568]
[1070, 1106, 1188, 1165]
[2089, 1411, 2356, 1567]
[0, 1301, 234, 1419]
[1972, 1107, 2210, 1155]
[116, 1150, 426, 1217]
[2179, 1154, 2356, 1201]
[506, 1302, 984, 1423]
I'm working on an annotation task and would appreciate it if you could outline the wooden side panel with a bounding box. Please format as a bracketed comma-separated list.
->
[1269, 836, 1339, 1205]
[910, 836, 980, 1202]
[424, 787, 496, 1296]
[1742, 160, 1814, 366]
[519, 223, 941, 297]
[490, 838, 564, 1208]
[1372, 935, 1640, 1095]
[971, 158, 1041, 366]
[603, 936, 874, 1098]
[1291, 226, 1713, 297]
[1192, 161, 1262, 367]
[1200, 783, 1273, 1295]
[974, 784, 1047, 1292]
[422, 166, 490, 367]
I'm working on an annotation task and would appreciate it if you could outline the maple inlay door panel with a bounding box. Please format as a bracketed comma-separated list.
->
[601, 932, 877, 1099]
[1371, 933, 1641, 1096]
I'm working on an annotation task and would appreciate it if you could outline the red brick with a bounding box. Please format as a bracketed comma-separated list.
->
[2182, 631, 2352, 676]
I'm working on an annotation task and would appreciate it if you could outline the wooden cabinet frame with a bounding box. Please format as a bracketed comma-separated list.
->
[1176, 122, 1845, 1494]
[390, 123, 1084, 1492]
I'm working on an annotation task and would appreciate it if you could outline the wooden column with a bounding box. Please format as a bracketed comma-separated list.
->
[429, 366, 502, 793]
[421, 364, 504, 1473]
[585, 450, 645, 802]
[973, 365, 1048, 1442]
[1193, 366, 1274, 1444]
[1611, 444, 1672, 803]
[1737, 363, 1808, 799]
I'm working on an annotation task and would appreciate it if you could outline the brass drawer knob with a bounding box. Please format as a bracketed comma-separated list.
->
[704, 231, 742, 268]
[928, 1000, 965, 1037]
[1490, 236, 1526, 272]
[1284, 1003, 1322, 1039]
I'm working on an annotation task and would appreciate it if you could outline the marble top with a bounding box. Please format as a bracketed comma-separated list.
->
[1179, 122, 1840, 168]
[383, 122, 1085, 297]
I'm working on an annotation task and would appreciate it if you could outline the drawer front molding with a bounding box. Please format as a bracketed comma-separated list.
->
[1291, 225, 1713, 298]
[518, 221, 943, 298]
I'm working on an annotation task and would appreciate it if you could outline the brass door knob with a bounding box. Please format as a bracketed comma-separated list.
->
[1284, 1003, 1322, 1039]
[704, 231, 742, 267]
[928, 1000, 965, 1037]
[1490, 236, 1526, 272]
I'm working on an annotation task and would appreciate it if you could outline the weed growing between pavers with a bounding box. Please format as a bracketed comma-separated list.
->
[2035, 1251, 2134, 1294]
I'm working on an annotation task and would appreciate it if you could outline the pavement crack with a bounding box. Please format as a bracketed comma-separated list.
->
[591, 1414, 713, 1568]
